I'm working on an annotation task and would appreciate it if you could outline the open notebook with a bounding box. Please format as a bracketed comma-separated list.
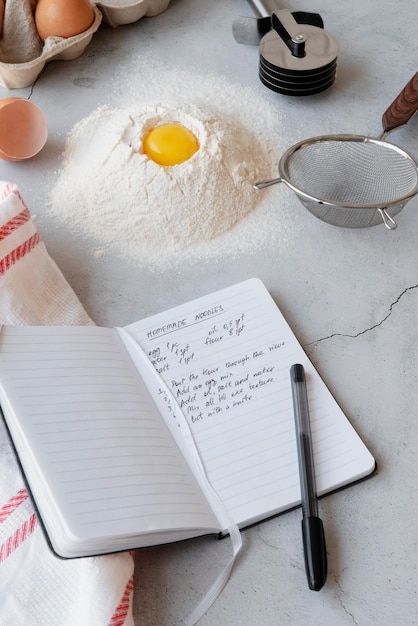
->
[0, 278, 375, 558]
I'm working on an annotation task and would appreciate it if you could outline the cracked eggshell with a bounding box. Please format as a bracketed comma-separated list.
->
[0, 97, 48, 161]
[0, 0, 171, 89]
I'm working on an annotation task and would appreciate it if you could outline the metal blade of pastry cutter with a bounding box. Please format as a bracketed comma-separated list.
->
[233, 0, 324, 46]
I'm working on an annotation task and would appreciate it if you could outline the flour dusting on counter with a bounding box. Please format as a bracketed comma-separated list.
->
[47, 64, 292, 268]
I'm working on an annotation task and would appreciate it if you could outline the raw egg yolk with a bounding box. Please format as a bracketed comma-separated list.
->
[142, 123, 199, 166]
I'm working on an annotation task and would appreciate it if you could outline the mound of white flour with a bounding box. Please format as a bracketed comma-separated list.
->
[50, 102, 272, 258]
[47, 61, 294, 269]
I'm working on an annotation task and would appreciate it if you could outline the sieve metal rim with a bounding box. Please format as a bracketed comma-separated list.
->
[278, 134, 418, 210]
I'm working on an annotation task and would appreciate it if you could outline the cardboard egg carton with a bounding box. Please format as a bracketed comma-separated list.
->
[0, 0, 172, 89]
[97, 0, 171, 27]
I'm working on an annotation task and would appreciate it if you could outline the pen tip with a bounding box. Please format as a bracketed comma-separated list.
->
[302, 517, 327, 592]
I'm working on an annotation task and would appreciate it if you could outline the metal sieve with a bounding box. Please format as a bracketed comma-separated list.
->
[254, 72, 418, 229]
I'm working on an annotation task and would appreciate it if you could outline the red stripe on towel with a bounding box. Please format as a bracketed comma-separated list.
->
[0, 232, 41, 276]
[0, 208, 31, 242]
[108, 575, 135, 626]
[0, 182, 13, 200]
[0, 488, 29, 523]
[0, 513, 38, 562]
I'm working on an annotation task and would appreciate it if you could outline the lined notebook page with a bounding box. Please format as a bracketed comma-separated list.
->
[126, 278, 375, 528]
[0, 326, 220, 555]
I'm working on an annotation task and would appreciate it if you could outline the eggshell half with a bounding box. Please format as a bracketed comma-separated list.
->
[0, 98, 48, 161]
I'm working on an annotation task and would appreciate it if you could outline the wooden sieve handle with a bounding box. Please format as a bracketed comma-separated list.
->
[381, 72, 418, 135]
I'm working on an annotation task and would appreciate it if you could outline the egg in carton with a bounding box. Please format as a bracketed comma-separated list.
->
[0, 0, 172, 89]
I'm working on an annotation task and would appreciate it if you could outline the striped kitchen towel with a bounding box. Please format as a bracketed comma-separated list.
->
[0, 181, 135, 626]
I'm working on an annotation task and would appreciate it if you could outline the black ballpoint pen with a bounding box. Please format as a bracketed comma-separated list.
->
[290, 363, 327, 591]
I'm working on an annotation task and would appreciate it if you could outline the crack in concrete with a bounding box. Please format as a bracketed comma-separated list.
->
[334, 575, 359, 625]
[27, 64, 48, 100]
[255, 526, 279, 551]
[306, 283, 418, 346]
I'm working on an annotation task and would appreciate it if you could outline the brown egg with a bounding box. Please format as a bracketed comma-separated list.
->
[35, 0, 95, 42]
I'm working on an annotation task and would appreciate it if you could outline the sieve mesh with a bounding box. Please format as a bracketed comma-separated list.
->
[281, 138, 418, 207]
